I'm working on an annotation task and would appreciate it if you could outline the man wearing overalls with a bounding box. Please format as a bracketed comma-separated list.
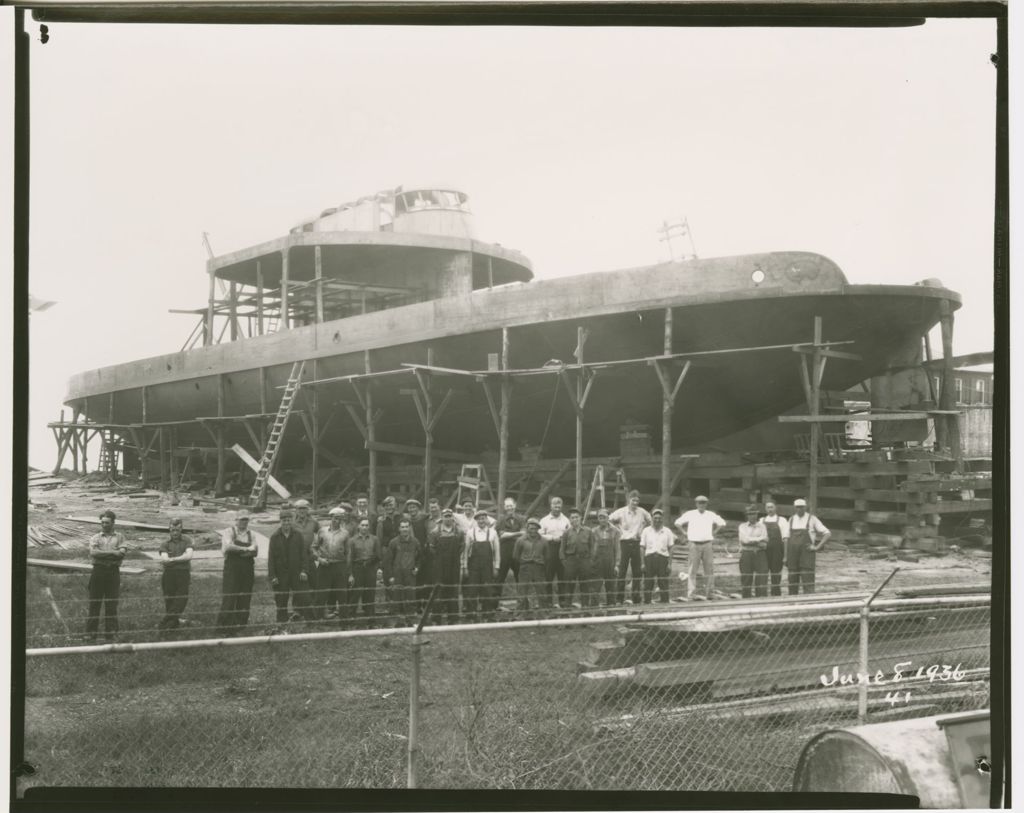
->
[429, 508, 466, 624]
[761, 501, 790, 597]
[462, 510, 499, 621]
[787, 498, 831, 594]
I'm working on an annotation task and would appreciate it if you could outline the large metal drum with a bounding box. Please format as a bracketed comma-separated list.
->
[792, 711, 991, 808]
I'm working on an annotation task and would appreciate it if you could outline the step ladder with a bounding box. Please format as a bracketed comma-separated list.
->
[584, 466, 631, 517]
[98, 430, 119, 474]
[456, 464, 497, 512]
[248, 361, 305, 506]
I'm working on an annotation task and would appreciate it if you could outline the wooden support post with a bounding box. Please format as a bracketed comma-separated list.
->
[364, 350, 377, 510]
[258, 367, 268, 453]
[215, 374, 226, 494]
[256, 259, 265, 336]
[280, 247, 290, 331]
[81, 401, 90, 474]
[497, 328, 510, 511]
[575, 327, 585, 510]
[809, 317, 823, 510]
[141, 386, 148, 425]
[310, 360, 319, 507]
[158, 428, 167, 492]
[169, 427, 179, 490]
[939, 301, 962, 471]
[661, 308, 672, 512]
[315, 246, 325, 324]
[205, 266, 216, 346]
[70, 409, 81, 473]
[411, 348, 454, 503]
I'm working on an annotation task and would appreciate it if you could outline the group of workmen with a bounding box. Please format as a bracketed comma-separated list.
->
[82, 491, 830, 641]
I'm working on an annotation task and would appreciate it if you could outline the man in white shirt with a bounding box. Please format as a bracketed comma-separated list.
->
[675, 495, 727, 600]
[609, 490, 651, 606]
[787, 499, 830, 594]
[640, 508, 676, 604]
[539, 496, 572, 608]
[762, 501, 790, 596]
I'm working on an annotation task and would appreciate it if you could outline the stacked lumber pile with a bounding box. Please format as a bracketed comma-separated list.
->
[27, 519, 89, 548]
[576, 598, 991, 705]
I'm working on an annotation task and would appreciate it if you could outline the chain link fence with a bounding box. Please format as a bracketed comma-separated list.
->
[21, 563, 990, 793]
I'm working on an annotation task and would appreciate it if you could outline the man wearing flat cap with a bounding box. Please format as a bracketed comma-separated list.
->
[496, 497, 525, 610]
[593, 508, 621, 605]
[560, 507, 597, 609]
[291, 499, 321, 619]
[676, 495, 727, 600]
[428, 508, 465, 623]
[378, 496, 401, 549]
[405, 499, 434, 612]
[216, 510, 258, 636]
[352, 493, 377, 536]
[313, 507, 351, 620]
[788, 499, 830, 594]
[513, 517, 548, 615]
[462, 509, 500, 621]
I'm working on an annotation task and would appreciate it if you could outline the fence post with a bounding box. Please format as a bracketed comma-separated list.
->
[407, 584, 439, 788]
[859, 567, 900, 724]
[408, 630, 422, 788]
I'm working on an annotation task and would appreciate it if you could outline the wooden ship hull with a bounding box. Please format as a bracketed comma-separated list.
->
[62, 251, 960, 466]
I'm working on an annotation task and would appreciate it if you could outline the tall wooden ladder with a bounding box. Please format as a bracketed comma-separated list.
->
[248, 361, 305, 507]
[456, 464, 497, 512]
[98, 430, 118, 474]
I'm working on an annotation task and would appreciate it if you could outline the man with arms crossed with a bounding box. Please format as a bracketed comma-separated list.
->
[675, 495, 727, 600]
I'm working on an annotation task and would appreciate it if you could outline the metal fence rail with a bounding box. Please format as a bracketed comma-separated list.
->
[21, 594, 990, 793]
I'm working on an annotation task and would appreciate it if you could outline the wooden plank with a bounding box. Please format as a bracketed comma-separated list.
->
[65, 516, 190, 532]
[634, 626, 989, 689]
[230, 443, 291, 499]
[779, 412, 952, 423]
[28, 558, 146, 575]
[901, 477, 993, 493]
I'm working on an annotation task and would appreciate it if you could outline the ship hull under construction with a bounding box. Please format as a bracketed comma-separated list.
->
[63, 251, 960, 466]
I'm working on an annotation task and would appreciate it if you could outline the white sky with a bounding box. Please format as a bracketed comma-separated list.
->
[26, 18, 997, 470]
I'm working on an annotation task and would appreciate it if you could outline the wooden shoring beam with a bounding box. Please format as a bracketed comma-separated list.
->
[480, 378, 501, 436]
[280, 247, 290, 331]
[169, 427, 179, 490]
[215, 373, 226, 494]
[653, 457, 696, 513]
[363, 350, 378, 509]
[408, 361, 455, 502]
[497, 327, 511, 512]
[525, 460, 574, 518]
[314, 246, 325, 324]
[556, 368, 597, 420]
[158, 427, 167, 491]
[205, 266, 215, 346]
[939, 300, 963, 470]
[311, 360, 320, 506]
[241, 418, 261, 452]
[650, 358, 692, 406]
